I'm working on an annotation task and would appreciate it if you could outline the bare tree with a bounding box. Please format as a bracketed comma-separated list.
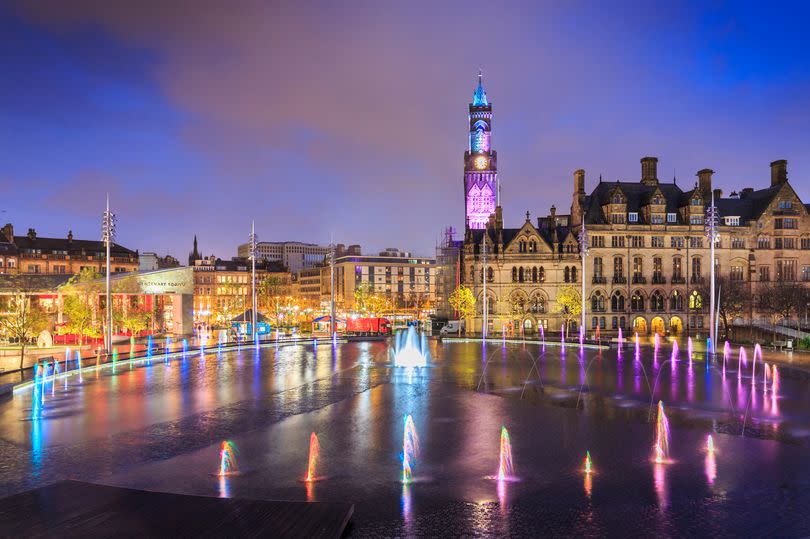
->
[698, 276, 748, 340]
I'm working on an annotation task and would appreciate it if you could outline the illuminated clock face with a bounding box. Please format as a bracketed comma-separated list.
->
[474, 156, 488, 170]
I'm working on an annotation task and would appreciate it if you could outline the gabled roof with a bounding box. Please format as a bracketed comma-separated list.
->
[715, 184, 782, 224]
[584, 181, 686, 224]
[12, 235, 136, 256]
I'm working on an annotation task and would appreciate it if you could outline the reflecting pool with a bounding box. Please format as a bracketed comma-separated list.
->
[3, 338, 810, 536]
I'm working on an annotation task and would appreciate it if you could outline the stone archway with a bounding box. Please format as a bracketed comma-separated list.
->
[633, 316, 647, 334]
[669, 316, 683, 335]
[650, 316, 665, 335]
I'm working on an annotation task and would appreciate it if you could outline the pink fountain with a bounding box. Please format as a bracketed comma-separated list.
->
[738, 347, 747, 382]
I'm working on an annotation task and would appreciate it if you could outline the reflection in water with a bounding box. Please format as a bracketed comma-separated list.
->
[497, 476, 507, 516]
[218, 474, 230, 498]
[401, 482, 412, 521]
[654, 461, 668, 508]
[705, 435, 717, 485]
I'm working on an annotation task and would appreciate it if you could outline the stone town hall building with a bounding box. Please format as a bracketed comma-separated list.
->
[459, 76, 810, 336]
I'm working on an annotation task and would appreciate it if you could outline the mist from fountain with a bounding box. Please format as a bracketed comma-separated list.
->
[391, 326, 429, 368]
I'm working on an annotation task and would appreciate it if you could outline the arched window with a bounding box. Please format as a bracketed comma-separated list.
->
[518, 267, 524, 282]
[631, 291, 644, 311]
[670, 290, 683, 311]
[690, 290, 703, 310]
[470, 267, 475, 282]
[611, 291, 625, 312]
[591, 291, 605, 312]
[651, 290, 664, 311]
[571, 266, 577, 282]
[487, 267, 494, 282]
[564, 267, 570, 282]
[532, 267, 538, 282]
[538, 267, 545, 282]
[510, 292, 526, 315]
[529, 294, 546, 314]
[512, 267, 517, 282]
[530, 240, 537, 253]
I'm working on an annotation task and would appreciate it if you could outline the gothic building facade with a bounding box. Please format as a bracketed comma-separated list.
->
[457, 76, 810, 336]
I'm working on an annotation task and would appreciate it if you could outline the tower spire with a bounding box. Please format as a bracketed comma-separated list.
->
[473, 70, 488, 107]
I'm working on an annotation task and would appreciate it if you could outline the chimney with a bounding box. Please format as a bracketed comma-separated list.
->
[0, 223, 13, 244]
[27, 228, 36, 241]
[574, 169, 585, 195]
[550, 205, 557, 223]
[641, 156, 659, 185]
[770, 159, 787, 186]
[494, 205, 503, 229]
[712, 188, 723, 200]
[67, 230, 73, 244]
[740, 187, 754, 198]
[697, 168, 713, 195]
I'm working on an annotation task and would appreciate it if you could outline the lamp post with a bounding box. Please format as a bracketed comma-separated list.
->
[101, 195, 116, 355]
[248, 221, 258, 342]
[705, 191, 719, 355]
[578, 215, 589, 337]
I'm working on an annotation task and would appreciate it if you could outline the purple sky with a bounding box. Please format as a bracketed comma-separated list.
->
[2, 1, 809, 261]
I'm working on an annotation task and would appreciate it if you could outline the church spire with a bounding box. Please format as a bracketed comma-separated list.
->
[189, 234, 201, 266]
[473, 70, 488, 107]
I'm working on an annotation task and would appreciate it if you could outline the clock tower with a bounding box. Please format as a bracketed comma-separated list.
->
[464, 71, 498, 230]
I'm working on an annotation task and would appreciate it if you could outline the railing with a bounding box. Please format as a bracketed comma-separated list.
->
[632, 275, 647, 284]
[592, 276, 607, 284]
[690, 276, 705, 284]
[671, 276, 686, 284]
[612, 276, 627, 284]
[651, 275, 666, 284]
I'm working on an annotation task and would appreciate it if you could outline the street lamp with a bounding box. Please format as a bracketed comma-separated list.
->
[101, 195, 116, 355]
[578, 215, 589, 337]
[705, 192, 720, 355]
[248, 220, 258, 343]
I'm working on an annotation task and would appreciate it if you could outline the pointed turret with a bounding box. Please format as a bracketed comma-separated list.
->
[189, 235, 201, 266]
[473, 70, 488, 107]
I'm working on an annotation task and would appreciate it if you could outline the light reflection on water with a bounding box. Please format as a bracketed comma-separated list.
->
[5, 340, 810, 535]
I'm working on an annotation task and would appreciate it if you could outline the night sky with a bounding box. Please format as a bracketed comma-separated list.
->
[2, 1, 809, 261]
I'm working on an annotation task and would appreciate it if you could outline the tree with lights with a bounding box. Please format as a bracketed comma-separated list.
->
[448, 284, 475, 336]
[555, 285, 582, 334]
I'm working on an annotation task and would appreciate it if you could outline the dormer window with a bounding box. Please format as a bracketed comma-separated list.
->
[611, 194, 624, 204]
[628, 212, 638, 223]
[778, 200, 793, 210]
[667, 213, 677, 223]
[652, 196, 664, 205]
[691, 198, 702, 206]
[724, 216, 740, 226]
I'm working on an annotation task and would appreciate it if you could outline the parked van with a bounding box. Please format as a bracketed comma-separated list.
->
[439, 320, 463, 336]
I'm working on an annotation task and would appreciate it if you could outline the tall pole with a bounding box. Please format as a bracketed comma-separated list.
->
[330, 237, 336, 338]
[102, 195, 115, 355]
[482, 227, 488, 340]
[706, 191, 719, 355]
[249, 220, 258, 342]
[578, 215, 589, 335]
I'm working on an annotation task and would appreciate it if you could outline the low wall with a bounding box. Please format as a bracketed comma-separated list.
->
[0, 346, 94, 373]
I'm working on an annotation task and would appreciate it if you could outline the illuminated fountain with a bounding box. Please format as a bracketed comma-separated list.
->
[617, 327, 623, 348]
[583, 450, 593, 496]
[634, 333, 640, 361]
[705, 434, 717, 484]
[217, 440, 239, 476]
[111, 347, 118, 371]
[654, 333, 660, 354]
[391, 326, 429, 368]
[165, 337, 172, 363]
[75, 350, 83, 382]
[182, 339, 188, 356]
[579, 325, 585, 349]
[560, 324, 565, 345]
[763, 363, 771, 390]
[305, 432, 320, 482]
[539, 325, 545, 350]
[687, 337, 693, 365]
[738, 347, 747, 382]
[401, 414, 419, 484]
[653, 401, 671, 464]
[497, 426, 514, 481]
[670, 339, 679, 372]
[147, 334, 153, 357]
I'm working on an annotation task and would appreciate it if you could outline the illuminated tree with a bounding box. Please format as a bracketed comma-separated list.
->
[448, 284, 476, 335]
[554, 285, 582, 332]
[58, 268, 103, 345]
[0, 291, 48, 371]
